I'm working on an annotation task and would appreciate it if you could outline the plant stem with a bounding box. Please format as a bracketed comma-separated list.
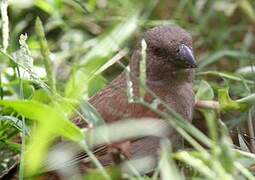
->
[0, 73, 3, 99]
[195, 100, 220, 111]
[17, 65, 25, 180]
[237, 93, 255, 105]
[79, 141, 111, 180]
[19, 116, 26, 180]
[1, 0, 9, 53]
[35, 17, 56, 92]
[247, 109, 255, 153]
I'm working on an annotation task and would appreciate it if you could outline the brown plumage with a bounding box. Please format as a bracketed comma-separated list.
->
[78, 26, 197, 167]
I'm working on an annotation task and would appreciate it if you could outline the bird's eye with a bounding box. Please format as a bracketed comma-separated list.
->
[152, 47, 167, 57]
[176, 48, 180, 53]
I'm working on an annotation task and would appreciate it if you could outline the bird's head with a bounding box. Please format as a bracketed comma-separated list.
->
[144, 26, 197, 69]
[131, 26, 197, 82]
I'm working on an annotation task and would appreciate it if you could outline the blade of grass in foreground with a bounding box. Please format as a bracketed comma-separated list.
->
[0, 100, 84, 175]
[174, 151, 216, 179]
[159, 140, 183, 180]
[196, 71, 254, 84]
[1, 0, 9, 53]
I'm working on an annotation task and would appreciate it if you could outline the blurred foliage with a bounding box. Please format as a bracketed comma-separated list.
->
[0, 0, 255, 179]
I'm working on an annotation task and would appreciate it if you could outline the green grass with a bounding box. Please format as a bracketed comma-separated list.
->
[1, 0, 255, 179]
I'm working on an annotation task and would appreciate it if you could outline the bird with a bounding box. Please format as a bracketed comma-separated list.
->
[75, 25, 197, 170]
[2, 26, 197, 180]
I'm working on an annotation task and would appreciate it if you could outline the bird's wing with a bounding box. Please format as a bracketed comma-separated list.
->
[89, 73, 161, 122]
[89, 73, 131, 123]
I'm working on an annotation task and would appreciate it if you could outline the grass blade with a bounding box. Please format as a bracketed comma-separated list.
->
[35, 17, 56, 92]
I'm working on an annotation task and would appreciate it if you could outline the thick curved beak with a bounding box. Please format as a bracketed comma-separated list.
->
[179, 44, 197, 68]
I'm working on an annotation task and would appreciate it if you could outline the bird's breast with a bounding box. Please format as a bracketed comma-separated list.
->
[148, 82, 194, 121]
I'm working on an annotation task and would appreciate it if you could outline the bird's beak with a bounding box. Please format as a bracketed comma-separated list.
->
[179, 44, 197, 68]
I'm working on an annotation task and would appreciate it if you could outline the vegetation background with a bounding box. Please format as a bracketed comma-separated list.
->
[1, 0, 255, 179]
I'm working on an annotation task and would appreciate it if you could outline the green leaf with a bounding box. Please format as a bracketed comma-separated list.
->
[201, 109, 218, 142]
[218, 88, 248, 112]
[0, 115, 30, 135]
[0, 100, 84, 175]
[0, 100, 83, 140]
[195, 80, 217, 141]
[195, 80, 214, 101]
[34, 0, 55, 15]
[175, 151, 216, 179]
[54, 0, 62, 9]
[236, 93, 255, 106]
[197, 71, 254, 84]
[218, 120, 235, 173]
[80, 100, 105, 127]
[234, 162, 255, 180]
[8, 80, 34, 99]
[64, 67, 90, 100]
[159, 140, 183, 180]
[32, 89, 51, 104]
[83, 167, 122, 180]
[239, 0, 255, 22]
